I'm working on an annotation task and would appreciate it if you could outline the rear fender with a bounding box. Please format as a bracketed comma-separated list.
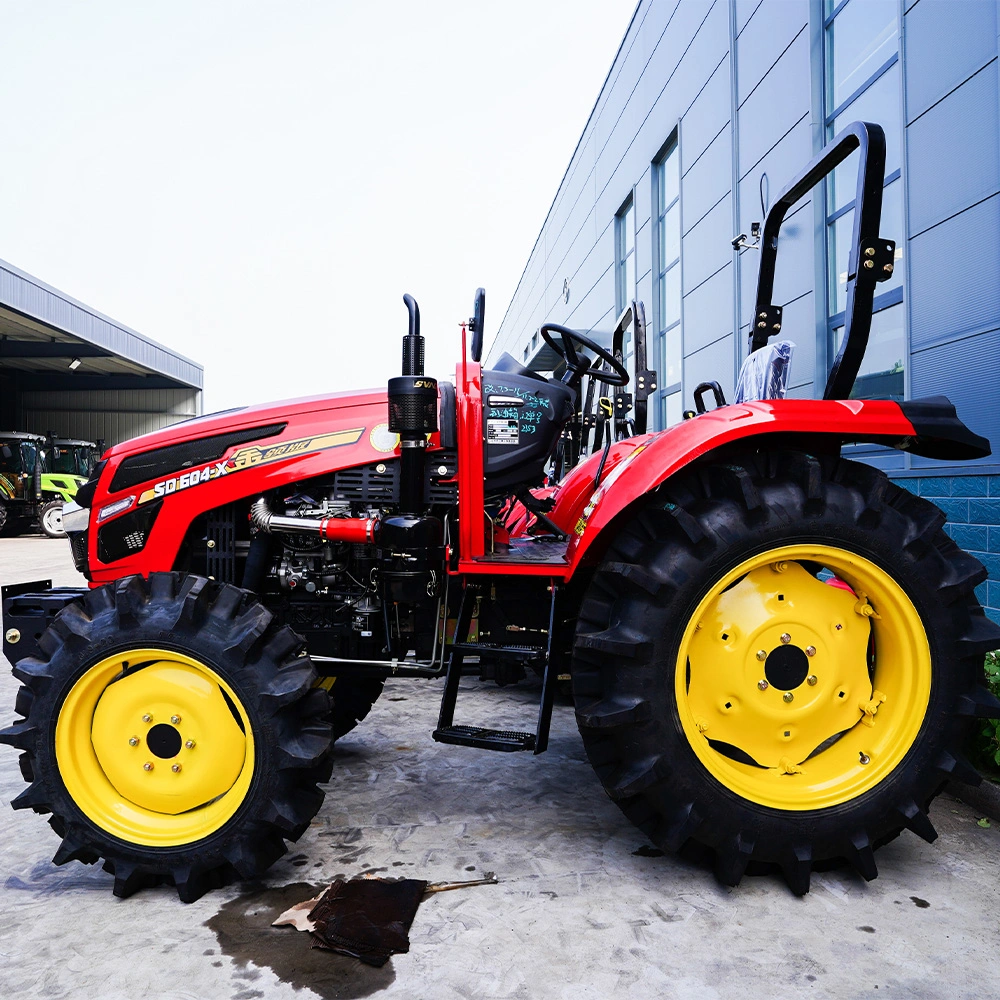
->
[558, 396, 989, 574]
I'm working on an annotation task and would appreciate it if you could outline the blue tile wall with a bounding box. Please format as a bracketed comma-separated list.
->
[893, 474, 1000, 624]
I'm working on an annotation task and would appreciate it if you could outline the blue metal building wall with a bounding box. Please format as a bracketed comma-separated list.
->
[490, 0, 1000, 621]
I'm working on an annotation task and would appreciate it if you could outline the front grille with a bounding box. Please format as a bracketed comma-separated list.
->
[97, 501, 163, 563]
[68, 530, 89, 578]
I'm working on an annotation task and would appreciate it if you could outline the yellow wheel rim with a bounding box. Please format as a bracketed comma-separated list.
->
[675, 544, 931, 811]
[56, 648, 255, 847]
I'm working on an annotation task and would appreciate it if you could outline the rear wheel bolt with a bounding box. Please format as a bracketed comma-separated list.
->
[783, 692, 794, 703]
[128, 736, 139, 747]
[185, 740, 196, 749]
[143, 762, 154, 772]
[170, 715, 181, 724]
[807, 674, 818, 686]
[171, 763, 182, 773]
[805, 645, 816, 656]
[142, 714, 152, 723]
[756, 649, 767, 661]
[757, 679, 769, 691]
[780, 633, 791, 644]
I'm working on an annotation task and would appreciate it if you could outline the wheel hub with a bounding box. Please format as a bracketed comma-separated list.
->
[87, 657, 248, 816]
[764, 643, 810, 691]
[685, 560, 873, 769]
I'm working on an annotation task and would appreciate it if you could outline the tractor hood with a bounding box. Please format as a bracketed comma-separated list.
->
[105, 387, 390, 459]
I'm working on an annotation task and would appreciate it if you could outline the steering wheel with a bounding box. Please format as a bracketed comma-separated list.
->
[539, 323, 630, 387]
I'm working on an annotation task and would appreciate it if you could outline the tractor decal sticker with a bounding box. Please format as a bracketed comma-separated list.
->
[487, 418, 519, 444]
[0, 475, 15, 499]
[136, 428, 365, 505]
[369, 423, 400, 453]
[574, 442, 650, 536]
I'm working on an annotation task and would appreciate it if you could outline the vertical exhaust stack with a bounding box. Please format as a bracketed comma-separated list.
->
[388, 293, 438, 513]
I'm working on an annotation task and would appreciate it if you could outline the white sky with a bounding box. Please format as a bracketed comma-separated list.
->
[1, 1, 637, 410]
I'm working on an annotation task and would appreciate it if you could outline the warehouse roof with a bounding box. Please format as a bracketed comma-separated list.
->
[0, 257, 203, 391]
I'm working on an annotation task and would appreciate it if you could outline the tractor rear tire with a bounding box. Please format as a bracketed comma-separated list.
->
[572, 450, 1000, 894]
[0, 573, 333, 902]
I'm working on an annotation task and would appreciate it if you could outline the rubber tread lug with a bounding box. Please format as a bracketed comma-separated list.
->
[656, 802, 702, 854]
[956, 685, 1000, 719]
[935, 749, 981, 786]
[956, 613, 1000, 656]
[261, 664, 317, 709]
[848, 832, 878, 882]
[574, 629, 651, 660]
[780, 843, 813, 896]
[602, 561, 664, 596]
[0, 721, 38, 751]
[608, 755, 665, 800]
[713, 832, 755, 887]
[12, 782, 50, 811]
[895, 799, 938, 844]
[210, 585, 243, 620]
[576, 695, 651, 730]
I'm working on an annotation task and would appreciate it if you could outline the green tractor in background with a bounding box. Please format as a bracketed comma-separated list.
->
[0, 432, 100, 538]
[38, 436, 100, 538]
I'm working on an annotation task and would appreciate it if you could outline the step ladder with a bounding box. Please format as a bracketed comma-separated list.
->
[432, 582, 560, 754]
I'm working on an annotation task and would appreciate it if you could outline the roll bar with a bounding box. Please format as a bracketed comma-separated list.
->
[750, 121, 896, 400]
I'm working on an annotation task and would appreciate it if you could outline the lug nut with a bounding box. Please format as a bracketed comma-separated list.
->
[170, 715, 181, 724]
[142, 714, 152, 724]
[171, 763, 182, 773]
[128, 736, 139, 747]
[185, 740, 196, 749]
[143, 762, 154, 772]
[783, 692, 794, 703]
[756, 649, 767, 661]
[859, 752, 871, 765]
[805, 645, 816, 657]
[807, 674, 818, 686]
[758, 679, 769, 691]
[780, 633, 791, 644]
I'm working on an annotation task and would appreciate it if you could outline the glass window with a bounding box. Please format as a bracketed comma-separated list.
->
[21, 442, 37, 474]
[825, 0, 904, 398]
[654, 138, 681, 430]
[831, 303, 905, 400]
[826, 0, 898, 113]
[0, 442, 22, 475]
[616, 197, 635, 315]
[829, 62, 901, 212]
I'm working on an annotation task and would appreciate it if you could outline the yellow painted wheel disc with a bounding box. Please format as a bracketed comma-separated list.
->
[56, 648, 255, 847]
[675, 544, 931, 811]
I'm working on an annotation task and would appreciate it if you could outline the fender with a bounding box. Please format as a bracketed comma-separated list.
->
[555, 396, 989, 575]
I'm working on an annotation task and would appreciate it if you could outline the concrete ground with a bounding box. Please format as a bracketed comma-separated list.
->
[1, 535, 999, 1000]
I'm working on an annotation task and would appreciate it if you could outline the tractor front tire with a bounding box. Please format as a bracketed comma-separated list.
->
[0, 573, 333, 902]
[316, 674, 387, 741]
[39, 500, 66, 538]
[572, 450, 1000, 894]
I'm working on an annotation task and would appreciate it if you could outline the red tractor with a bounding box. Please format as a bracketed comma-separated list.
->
[3, 123, 999, 902]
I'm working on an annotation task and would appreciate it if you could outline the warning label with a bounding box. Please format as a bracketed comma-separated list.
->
[487, 418, 520, 444]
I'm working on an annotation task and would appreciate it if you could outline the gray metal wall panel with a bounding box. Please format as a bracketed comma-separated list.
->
[778, 291, 816, 390]
[682, 193, 733, 294]
[736, 0, 808, 102]
[903, 0, 998, 122]
[735, 0, 763, 35]
[683, 124, 733, 230]
[683, 264, 733, 356]
[909, 327, 1000, 466]
[906, 63, 1000, 235]
[737, 27, 810, 176]
[909, 194, 1000, 350]
[0, 259, 203, 389]
[680, 57, 732, 171]
[685, 331, 736, 402]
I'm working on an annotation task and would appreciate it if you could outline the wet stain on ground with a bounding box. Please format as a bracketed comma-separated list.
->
[857, 925, 876, 934]
[910, 896, 930, 908]
[632, 845, 666, 858]
[206, 881, 396, 1000]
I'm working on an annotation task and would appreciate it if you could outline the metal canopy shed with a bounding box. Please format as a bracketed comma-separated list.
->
[0, 258, 203, 446]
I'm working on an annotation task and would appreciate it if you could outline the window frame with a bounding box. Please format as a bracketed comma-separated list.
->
[652, 133, 682, 429]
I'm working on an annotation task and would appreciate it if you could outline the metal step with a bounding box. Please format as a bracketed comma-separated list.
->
[432, 725, 536, 752]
